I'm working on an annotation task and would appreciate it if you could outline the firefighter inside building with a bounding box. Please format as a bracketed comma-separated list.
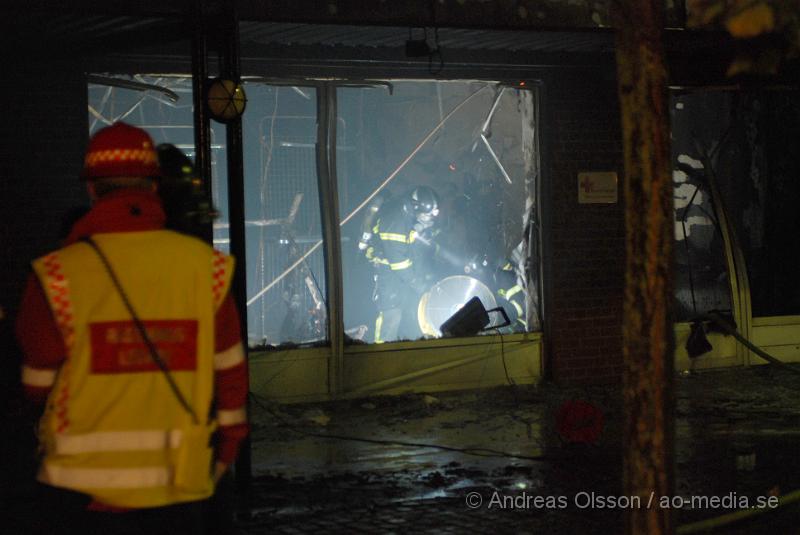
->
[359, 186, 443, 343]
[359, 179, 532, 343]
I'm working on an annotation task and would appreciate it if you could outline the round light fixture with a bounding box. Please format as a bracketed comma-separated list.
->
[206, 78, 247, 123]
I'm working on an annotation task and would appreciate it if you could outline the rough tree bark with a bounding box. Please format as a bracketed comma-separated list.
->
[613, 1, 675, 534]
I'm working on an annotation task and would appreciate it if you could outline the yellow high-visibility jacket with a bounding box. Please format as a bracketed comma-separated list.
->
[31, 230, 233, 508]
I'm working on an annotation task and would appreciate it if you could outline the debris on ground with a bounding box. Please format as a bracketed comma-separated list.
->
[238, 365, 800, 533]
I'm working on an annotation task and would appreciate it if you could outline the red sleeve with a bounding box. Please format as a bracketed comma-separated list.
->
[215, 421, 249, 464]
[214, 365, 249, 463]
[213, 293, 249, 464]
[15, 274, 65, 403]
[214, 294, 241, 353]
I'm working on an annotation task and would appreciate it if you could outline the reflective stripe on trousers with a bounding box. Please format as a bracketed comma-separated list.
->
[374, 308, 402, 344]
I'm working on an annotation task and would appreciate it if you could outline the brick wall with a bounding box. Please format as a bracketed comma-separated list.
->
[0, 60, 88, 317]
[542, 66, 625, 384]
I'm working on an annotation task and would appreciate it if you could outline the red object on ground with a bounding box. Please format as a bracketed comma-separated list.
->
[555, 399, 604, 444]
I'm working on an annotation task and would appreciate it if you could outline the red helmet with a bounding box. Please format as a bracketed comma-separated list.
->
[82, 122, 159, 180]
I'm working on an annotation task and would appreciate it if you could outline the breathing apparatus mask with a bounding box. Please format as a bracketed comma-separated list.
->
[408, 186, 440, 231]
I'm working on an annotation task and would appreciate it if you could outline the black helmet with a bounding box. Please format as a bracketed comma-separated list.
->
[409, 186, 439, 223]
[157, 143, 217, 238]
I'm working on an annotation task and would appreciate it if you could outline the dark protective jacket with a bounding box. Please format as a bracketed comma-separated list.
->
[495, 262, 527, 331]
[364, 199, 431, 309]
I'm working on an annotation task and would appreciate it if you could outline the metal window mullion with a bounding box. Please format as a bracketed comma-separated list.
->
[217, 1, 252, 494]
[316, 83, 345, 396]
[191, 0, 212, 245]
[538, 80, 555, 381]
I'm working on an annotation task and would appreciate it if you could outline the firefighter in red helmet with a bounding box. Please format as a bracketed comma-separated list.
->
[15, 122, 248, 534]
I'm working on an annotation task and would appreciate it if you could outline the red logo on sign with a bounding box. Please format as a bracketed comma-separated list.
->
[90, 320, 198, 374]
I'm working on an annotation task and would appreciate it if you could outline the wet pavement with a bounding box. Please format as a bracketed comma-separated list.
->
[4, 364, 800, 533]
[238, 365, 800, 534]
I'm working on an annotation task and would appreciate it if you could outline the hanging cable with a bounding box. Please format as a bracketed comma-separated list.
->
[680, 184, 703, 315]
[494, 328, 514, 387]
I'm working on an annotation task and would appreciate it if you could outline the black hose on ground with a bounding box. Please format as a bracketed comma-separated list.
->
[697, 311, 800, 375]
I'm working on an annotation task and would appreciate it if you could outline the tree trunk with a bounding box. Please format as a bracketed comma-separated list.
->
[614, 1, 675, 534]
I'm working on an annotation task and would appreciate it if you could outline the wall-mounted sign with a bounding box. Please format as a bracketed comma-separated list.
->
[578, 171, 618, 204]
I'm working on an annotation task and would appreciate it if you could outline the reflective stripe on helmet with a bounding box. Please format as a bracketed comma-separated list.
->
[82, 122, 160, 179]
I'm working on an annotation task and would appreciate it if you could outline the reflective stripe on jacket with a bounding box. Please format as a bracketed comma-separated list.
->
[32, 230, 233, 508]
[369, 220, 415, 273]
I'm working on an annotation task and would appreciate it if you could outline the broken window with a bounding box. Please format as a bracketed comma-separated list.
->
[87, 74, 229, 237]
[671, 89, 800, 321]
[336, 81, 540, 343]
[671, 92, 733, 322]
[707, 90, 800, 317]
[242, 83, 327, 347]
[89, 76, 542, 348]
